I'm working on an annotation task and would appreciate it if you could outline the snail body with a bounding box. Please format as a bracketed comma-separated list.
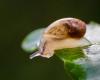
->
[30, 18, 87, 59]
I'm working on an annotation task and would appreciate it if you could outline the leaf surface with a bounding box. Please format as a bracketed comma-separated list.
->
[21, 28, 44, 52]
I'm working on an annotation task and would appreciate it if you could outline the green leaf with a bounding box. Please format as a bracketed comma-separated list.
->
[55, 48, 85, 62]
[55, 48, 86, 80]
[21, 28, 44, 53]
[64, 62, 86, 80]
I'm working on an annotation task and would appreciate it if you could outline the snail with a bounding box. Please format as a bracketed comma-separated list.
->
[30, 18, 89, 59]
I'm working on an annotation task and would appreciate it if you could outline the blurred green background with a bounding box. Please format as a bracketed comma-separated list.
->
[0, 0, 100, 80]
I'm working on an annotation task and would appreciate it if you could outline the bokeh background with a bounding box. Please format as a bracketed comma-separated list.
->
[1, 0, 100, 80]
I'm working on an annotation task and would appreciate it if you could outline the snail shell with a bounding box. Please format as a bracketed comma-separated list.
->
[44, 18, 86, 39]
[30, 18, 86, 59]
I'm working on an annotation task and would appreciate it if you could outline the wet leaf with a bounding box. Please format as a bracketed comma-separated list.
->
[55, 48, 85, 62]
[64, 62, 86, 80]
[85, 22, 100, 44]
[55, 48, 86, 80]
[21, 28, 44, 53]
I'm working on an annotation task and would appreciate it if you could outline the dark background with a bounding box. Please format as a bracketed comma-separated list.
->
[0, 0, 100, 80]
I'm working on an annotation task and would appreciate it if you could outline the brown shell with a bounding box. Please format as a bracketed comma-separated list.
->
[44, 18, 86, 39]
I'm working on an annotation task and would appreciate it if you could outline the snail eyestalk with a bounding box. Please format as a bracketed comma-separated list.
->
[29, 51, 41, 59]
